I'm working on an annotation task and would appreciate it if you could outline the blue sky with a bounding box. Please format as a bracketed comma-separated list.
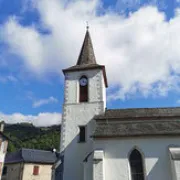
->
[0, 0, 180, 126]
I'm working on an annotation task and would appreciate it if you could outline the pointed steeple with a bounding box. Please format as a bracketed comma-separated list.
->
[63, 26, 108, 87]
[76, 27, 96, 65]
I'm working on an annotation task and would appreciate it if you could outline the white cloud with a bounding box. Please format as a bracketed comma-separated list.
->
[1, 17, 45, 74]
[7, 75, 18, 82]
[0, 112, 61, 127]
[33, 96, 58, 108]
[0, 75, 18, 83]
[1, 0, 180, 99]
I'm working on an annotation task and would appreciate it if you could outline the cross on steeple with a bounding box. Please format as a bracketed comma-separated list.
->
[86, 21, 89, 31]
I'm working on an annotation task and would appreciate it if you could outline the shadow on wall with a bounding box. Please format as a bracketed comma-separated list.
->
[146, 149, 172, 180]
[147, 159, 160, 180]
[54, 119, 95, 180]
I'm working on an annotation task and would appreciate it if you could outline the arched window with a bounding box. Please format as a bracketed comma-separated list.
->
[79, 76, 88, 102]
[129, 149, 145, 180]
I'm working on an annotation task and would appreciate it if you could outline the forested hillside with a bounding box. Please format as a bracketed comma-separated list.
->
[3, 123, 61, 152]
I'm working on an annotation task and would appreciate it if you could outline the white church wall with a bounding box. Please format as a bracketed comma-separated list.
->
[94, 137, 180, 180]
[170, 159, 176, 180]
[101, 74, 106, 110]
[173, 161, 180, 180]
[93, 150, 104, 180]
[60, 68, 106, 180]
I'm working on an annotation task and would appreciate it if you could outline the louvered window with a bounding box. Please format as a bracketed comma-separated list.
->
[79, 126, 86, 142]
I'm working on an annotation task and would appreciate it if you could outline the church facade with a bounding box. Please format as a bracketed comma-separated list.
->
[59, 28, 180, 180]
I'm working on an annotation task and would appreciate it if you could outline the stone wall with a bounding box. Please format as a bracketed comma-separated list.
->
[2, 163, 23, 180]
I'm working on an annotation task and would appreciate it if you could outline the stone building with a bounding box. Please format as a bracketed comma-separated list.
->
[0, 122, 8, 180]
[2, 148, 58, 180]
[58, 27, 180, 180]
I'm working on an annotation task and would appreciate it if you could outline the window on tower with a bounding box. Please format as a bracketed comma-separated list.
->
[129, 149, 145, 180]
[79, 76, 88, 102]
[79, 126, 86, 143]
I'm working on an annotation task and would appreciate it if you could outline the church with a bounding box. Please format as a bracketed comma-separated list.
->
[57, 27, 180, 180]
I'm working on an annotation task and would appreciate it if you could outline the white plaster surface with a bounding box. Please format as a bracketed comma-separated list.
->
[0, 154, 5, 162]
[0, 138, 8, 180]
[173, 161, 180, 180]
[94, 150, 104, 160]
[94, 137, 180, 180]
[0, 153, 5, 180]
[93, 150, 104, 180]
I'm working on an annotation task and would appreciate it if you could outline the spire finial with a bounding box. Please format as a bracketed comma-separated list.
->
[86, 21, 89, 30]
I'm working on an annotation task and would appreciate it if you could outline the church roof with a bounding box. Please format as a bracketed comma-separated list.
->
[95, 107, 180, 120]
[93, 107, 180, 138]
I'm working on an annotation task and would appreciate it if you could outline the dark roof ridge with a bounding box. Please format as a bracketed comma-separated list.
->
[105, 107, 180, 111]
[94, 107, 180, 120]
[21, 148, 53, 152]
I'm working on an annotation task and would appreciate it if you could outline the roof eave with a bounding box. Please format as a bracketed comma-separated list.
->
[94, 115, 180, 121]
[92, 133, 180, 139]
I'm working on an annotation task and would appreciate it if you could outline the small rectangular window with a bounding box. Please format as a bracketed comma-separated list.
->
[79, 126, 86, 142]
[2, 166, 7, 176]
[33, 166, 39, 175]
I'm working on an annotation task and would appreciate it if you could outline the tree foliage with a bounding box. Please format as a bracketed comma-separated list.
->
[4, 123, 61, 152]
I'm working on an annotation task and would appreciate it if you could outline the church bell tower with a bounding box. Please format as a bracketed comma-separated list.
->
[60, 27, 108, 180]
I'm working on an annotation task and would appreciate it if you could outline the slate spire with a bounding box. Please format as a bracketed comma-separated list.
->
[76, 27, 97, 65]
